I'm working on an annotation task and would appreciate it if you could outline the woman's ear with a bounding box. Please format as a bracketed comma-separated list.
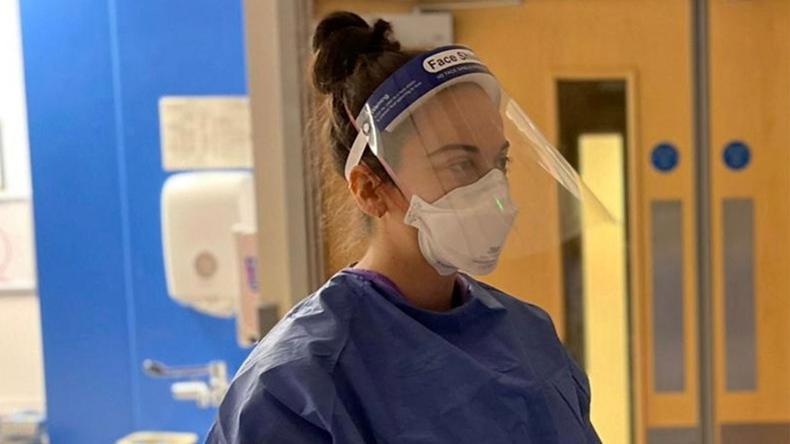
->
[348, 164, 388, 218]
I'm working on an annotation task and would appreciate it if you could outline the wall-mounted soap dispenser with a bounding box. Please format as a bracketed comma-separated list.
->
[161, 171, 255, 318]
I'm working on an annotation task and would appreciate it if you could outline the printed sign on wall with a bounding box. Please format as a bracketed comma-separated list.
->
[651, 142, 679, 173]
[723, 141, 751, 171]
[0, 197, 36, 292]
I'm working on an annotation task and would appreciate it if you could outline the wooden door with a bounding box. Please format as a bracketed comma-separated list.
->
[709, 1, 790, 442]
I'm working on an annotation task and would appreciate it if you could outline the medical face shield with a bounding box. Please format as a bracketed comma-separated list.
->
[345, 45, 615, 277]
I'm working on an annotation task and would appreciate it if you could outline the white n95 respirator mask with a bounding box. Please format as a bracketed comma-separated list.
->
[404, 169, 517, 276]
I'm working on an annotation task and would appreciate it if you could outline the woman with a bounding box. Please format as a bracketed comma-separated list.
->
[207, 11, 601, 444]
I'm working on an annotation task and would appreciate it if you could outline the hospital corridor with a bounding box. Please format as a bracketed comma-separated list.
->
[0, 0, 788, 443]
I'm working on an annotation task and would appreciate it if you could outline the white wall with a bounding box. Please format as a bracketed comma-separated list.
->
[0, 294, 45, 414]
[0, 0, 45, 415]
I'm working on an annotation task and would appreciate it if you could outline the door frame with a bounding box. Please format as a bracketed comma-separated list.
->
[547, 69, 642, 444]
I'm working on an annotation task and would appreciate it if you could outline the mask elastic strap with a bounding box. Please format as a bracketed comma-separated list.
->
[342, 101, 360, 132]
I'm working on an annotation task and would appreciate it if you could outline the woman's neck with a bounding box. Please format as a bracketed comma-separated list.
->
[354, 233, 456, 312]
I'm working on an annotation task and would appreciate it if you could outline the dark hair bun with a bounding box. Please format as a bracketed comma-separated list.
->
[312, 11, 400, 95]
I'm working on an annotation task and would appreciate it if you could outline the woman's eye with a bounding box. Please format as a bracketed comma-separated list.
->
[449, 159, 476, 174]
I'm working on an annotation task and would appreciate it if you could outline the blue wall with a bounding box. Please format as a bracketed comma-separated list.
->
[20, 1, 250, 442]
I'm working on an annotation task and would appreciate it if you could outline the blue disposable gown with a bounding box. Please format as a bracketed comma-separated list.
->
[207, 270, 601, 443]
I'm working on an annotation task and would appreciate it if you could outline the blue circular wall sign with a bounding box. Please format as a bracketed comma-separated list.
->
[651, 143, 679, 172]
[723, 141, 750, 171]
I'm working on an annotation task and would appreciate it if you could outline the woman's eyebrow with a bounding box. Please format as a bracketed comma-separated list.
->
[427, 143, 480, 157]
[499, 140, 511, 153]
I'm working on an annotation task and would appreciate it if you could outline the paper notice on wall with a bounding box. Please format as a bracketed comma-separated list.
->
[0, 121, 6, 190]
[0, 197, 36, 292]
[159, 96, 252, 171]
